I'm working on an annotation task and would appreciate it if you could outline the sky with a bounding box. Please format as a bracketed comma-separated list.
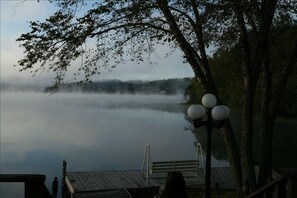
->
[0, 0, 194, 86]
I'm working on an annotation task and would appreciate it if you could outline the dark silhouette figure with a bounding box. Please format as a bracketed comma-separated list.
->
[52, 177, 58, 198]
[156, 171, 188, 198]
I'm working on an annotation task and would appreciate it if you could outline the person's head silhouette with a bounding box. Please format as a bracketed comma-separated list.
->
[159, 171, 187, 198]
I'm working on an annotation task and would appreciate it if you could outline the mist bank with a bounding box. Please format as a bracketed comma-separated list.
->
[0, 82, 45, 92]
[45, 78, 191, 95]
[1, 78, 191, 95]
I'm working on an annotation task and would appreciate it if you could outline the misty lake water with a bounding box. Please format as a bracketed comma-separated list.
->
[0, 92, 229, 197]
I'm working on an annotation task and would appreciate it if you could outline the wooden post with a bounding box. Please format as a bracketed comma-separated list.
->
[204, 110, 213, 198]
[277, 179, 287, 198]
[52, 177, 58, 198]
[273, 182, 280, 198]
[25, 181, 44, 198]
[287, 178, 297, 198]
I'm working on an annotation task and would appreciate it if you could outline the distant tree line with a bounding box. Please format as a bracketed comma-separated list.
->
[45, 78, 191, 95]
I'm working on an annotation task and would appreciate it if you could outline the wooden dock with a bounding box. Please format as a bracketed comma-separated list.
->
[63, 167, 236, 198]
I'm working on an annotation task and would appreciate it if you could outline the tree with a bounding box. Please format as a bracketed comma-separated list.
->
[202, 21, 297, 188]
[16, 0, 297, 194]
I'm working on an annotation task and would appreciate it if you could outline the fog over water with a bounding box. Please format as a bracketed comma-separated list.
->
[0, 92, 228, 197]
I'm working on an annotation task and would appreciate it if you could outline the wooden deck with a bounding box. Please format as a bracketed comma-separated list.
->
[64, 168, 236, 198]
[71, 189, 133, 198]
[66, 170, 154, 192]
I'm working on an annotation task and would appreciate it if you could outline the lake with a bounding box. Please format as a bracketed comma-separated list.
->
[0, 92, 228, 197]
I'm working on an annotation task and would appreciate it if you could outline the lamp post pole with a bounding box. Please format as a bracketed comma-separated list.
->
[205, 111, 213, 198]
[187, 93, 230, 198]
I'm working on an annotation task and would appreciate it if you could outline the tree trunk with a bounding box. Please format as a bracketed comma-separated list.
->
[258, 36, 297, 187]
[222, 120, 243, 192]
[241, 76, 257, 192]
[258, 49, 273, 187]
[235, 0, 278, 191]
[157, 0, 243, 190]
[258, 117, 273, 187]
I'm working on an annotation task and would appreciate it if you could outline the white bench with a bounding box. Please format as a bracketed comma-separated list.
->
[150, 160, 199, 174]
[141, 144, 203, 185]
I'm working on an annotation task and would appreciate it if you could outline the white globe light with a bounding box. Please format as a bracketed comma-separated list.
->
[187, 104, 206, 120]
[202, 93, 217, 108]
[211, 105, 228, 121]
[221, 105, 230, 118]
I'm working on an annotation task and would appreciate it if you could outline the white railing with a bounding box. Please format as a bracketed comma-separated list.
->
[141, 142, 204, 185]
[197, 142, 206, 176]
[141, 144, 150, 185]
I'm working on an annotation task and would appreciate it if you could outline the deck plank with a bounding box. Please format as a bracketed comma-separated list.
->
[108, 171, 128, 189]
[74, 189, 132, 198]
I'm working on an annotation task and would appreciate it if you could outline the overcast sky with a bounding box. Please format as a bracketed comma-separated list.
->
[0, 0, 194, 85]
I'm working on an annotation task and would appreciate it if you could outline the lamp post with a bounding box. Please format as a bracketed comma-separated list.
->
[187, 93, 230, 198]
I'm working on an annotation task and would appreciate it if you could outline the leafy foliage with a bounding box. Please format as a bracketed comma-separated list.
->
[17, 0, 296, 89]
[17, 1, 172, 89]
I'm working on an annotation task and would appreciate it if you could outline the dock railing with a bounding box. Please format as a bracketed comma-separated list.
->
[141, 144, 151, 185]
[246, 169, 297, 198]
[0, 174, 52, 198]
[197, 142, 205, 175]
